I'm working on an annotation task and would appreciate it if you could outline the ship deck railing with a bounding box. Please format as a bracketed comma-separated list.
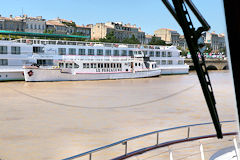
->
[61, 120, 238, 160]
[11, 38, 176, 50]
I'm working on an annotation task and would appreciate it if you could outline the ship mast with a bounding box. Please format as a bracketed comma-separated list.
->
[162, 0, 223, 138]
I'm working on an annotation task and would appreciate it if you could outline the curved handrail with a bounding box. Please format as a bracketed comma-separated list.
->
[62, 120, 237, 160]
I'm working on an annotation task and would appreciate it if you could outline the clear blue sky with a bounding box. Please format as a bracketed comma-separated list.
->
[0, 0, 226, 35]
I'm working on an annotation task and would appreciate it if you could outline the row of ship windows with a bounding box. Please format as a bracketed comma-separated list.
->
[0, 59, 8, 65]
[0, 59, 184, 66]
[83, 63, 123, 69]
[155, 60, 184, 65]
[59, 62, 123, 69]
[0, 46, 174, 57]
[58, 48, 173, 57]
[0, 46, 21, 54]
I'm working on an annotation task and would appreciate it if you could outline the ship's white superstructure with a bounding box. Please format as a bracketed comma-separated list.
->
[0, 38, 189, 81]
[23, 54, 161, 81]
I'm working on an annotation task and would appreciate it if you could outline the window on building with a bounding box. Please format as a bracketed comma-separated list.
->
[0, 59, 8, 66]
[0, 46, 7, 54]
[97, 49, 103, 55]
[68, 63, 73, 68]
[162, 51, 166, 57]
[168, 60, 173, 65]
[105, 50, 111, 56]
[58, 48, 66, 55]
[121, 50, 127, 56]
[69, 48, 76, 55]
[59, 63, 64, 68]
[162, 60, 166, 65]
[149, 51, 154, 57]
[178, 60, 184, 65]
[86, 63, 89, 68]
[74, 63, 79, 68]
[88, 49, 95, 55]
[33, 46, 44, 53]
[79, 49, 85, 55]
[143, 51, 148, 56]
[129, 50, 133, 56]
[168, 52, 172, 57]
[113, 50, 119, 56]
[156, 51, 161, 57]
[11, 46, 21, 54]
[37, 59, 53, 66]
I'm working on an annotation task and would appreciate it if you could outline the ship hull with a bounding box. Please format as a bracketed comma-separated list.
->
[24, 68, 161, 82]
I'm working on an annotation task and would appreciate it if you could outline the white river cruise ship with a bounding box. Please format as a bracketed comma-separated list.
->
[0, 38, 189, 81]
[23, 54, 161, 81]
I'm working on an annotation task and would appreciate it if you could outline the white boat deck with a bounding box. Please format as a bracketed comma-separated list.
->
[0, 66, 24, 73]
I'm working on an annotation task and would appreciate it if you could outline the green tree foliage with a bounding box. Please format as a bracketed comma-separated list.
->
[122, 35, 141, 44]
[219, 47, 226, 54]
[97, 32, 140, 44]
[148, 35, 166, 45]
[205, 44, 213, 53]
[44, 29, 54, 34]
[177, 46, 189, 56]
[62, 21, 76, 27]
[98, 31, 120, 43]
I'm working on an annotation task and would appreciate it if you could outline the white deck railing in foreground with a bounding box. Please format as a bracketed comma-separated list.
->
[61, 120, 237, 160]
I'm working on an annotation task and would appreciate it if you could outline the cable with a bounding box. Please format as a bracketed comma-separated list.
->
[6, 83, 197, 109]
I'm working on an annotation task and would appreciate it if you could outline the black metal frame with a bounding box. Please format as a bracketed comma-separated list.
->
[162, 0, 223, 138]
[223, 0, 240, 131]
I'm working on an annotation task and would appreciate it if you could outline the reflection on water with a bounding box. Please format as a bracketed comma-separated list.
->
[0, 71, 238, 160]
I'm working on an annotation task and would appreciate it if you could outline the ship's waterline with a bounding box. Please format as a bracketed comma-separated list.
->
[0, 71, 237, 160]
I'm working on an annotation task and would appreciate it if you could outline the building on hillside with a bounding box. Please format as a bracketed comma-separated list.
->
[46, 18, 91, 38]
[46, 18, 73, 34]
[154, 28, 180, 45]
[178, 35, 187, 50]
[144, 34, 153, 44]
[0, 15, 25, 32]
[90, 22, 145, 43]
[218, 33, 226, 51]
[144, 34, 162, 44]
[15, 15, 46, 33]
[75, 25, 91, 37]
[202, 32, 226, 52]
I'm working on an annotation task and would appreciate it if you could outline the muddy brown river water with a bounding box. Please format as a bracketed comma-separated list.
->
[0, 71, 238, 160]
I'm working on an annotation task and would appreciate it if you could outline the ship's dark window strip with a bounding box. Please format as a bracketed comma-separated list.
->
[79, 49, 85, 55]
[69, 48, 76, 55]
[58, 48, 66, 55]
[88, 49, 95, 55]
[0, 59, 8, 65]
[11, 46, 21, 54]
[0, 46, 7, 54]
[105, 49, 111, 56]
